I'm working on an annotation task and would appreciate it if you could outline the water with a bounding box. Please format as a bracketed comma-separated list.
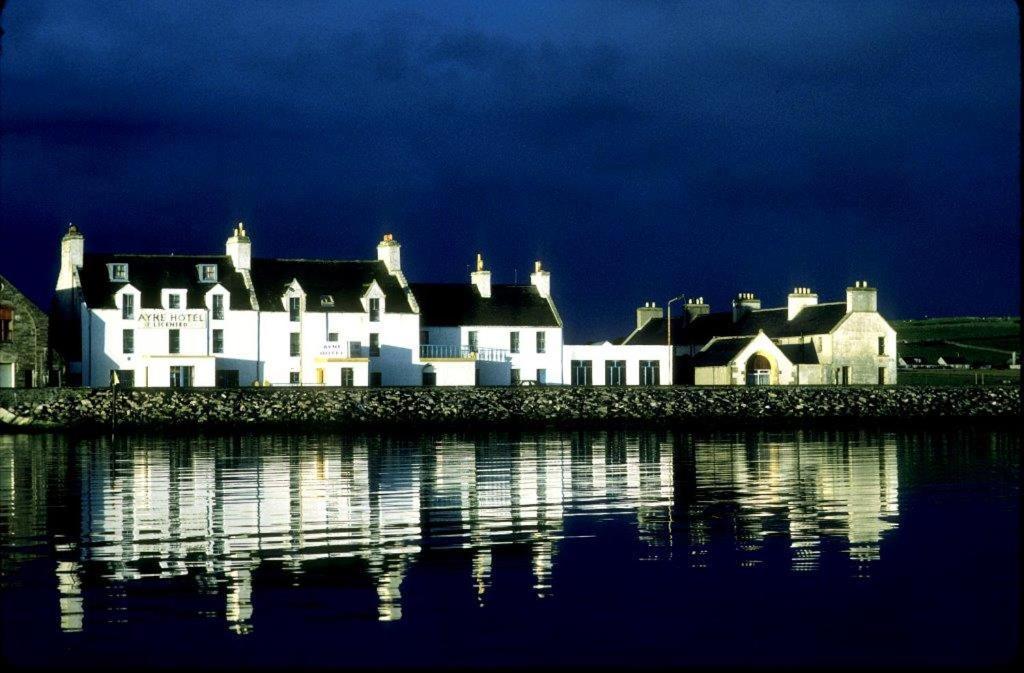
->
[0, 428, 1018, 667]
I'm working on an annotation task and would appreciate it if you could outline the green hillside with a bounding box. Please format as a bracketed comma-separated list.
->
[894, 316, 1020, 369]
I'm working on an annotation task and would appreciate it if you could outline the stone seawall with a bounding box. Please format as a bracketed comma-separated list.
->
[0, 386, 1018, 432]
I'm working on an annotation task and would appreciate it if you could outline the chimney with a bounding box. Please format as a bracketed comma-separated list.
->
[787, 286, 818, 320]
[226, 221, 252, 272]
[636, 301, 664, 330]
[377, 233, 401, 274]
[846, 280, 877, 313]
[732, 292, 760, 323]
[684, 296, 710, 324]
[471, 253, 491, 298]
[530, 260, 550, 298]
[56, 222, 84, 293]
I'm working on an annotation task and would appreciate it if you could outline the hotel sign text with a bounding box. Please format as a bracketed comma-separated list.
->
[137, 310, 207, 330]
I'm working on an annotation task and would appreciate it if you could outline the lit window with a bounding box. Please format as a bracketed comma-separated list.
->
[0, 307, 11, 342]
[198, 264, 218, 282]
[109, 264, 128, 282]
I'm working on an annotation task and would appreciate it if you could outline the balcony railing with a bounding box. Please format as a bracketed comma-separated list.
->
[420, 344, 508, 362]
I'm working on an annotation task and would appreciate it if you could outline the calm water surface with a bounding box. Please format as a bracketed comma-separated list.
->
[0, 427, 1018, 667]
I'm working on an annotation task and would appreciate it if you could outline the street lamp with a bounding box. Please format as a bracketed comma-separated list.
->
[666, 293, 686, 384]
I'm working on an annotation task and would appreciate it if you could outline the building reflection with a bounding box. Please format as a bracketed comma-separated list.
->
[0, 429, 902, 634]
[687, 431, 899, 572]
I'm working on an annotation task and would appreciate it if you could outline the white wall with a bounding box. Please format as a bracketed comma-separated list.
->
[562, 343, 671, 385]
[828, 312, 898, 385]
[422, 325, 563, 385]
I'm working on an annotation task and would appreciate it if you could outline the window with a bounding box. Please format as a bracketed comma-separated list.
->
[349, 341, 362, 357]
[168, 293, 181, 309]
[605, 360, 626, 386]
[328, 332, 339, 342]
[639, 360, 661, 386]
[111, 370, 134, 388]
[468, 331, 478, 353]
[511, 368, 521, 386]
[169, 329, 180, 354]
[122, 294, 135, 320]
[290, 332, 300, 357]
[570, 360, 593, 386]
[878, 336, 886, 356]
[0, 307, 11, 343]
[170, 366, 193, 388]
[122, 329, 134, 354]
[369, 297, 380, 322]
[212, 294, 224, 320]
[369, 372, 382, 388]
[369, 333, 380, 357]
[199, 264, 218, 282]
[213, 329, 224, 354]
[289, 371, 300, 385]
[321, 295, 334, 308]
[536, 331, 546, 353]
[289, 296, 300, 322]
[537, 368, 547, 385]
[510, 331, 520, 353]
[340, 368, 354, 387]
[878, 367, 886, 385]
[420, 330, 429, 345]
[109, 263, 128, 281]
[216, 370, 239, 388]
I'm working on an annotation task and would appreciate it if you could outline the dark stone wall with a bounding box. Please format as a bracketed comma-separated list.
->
[0, 385, 1018, 431]
[0, 274, 49, 388]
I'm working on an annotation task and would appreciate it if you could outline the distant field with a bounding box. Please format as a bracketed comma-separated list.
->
[894, 316, 1020, 369]
[896, 369, 1019, 386]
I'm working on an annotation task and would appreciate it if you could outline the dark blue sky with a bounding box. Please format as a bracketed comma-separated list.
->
[1, 1, 1019, 341]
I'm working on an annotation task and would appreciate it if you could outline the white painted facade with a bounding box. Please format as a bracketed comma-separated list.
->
[562, 342, 672, 386]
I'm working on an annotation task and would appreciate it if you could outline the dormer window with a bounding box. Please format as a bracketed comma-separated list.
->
[320, 295, 335, 308]
[198, 264, 218, 283]
[108, 263, 129, 282]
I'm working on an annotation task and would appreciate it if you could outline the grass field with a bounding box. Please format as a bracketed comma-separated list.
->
[894, 316, 1020, 369]
[896, 368, 1019, 386]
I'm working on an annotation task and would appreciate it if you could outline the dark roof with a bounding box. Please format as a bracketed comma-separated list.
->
[250, 259, 413, 313]
[410, 283, 560, 327]
[623, 303, 849, 345]
[79, 254, 253, 310]
[778, 342, 819, 365]
[691, 337, 754, 366]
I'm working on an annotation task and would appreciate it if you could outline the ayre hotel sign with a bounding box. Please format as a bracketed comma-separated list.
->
[137, 309, 207, 330]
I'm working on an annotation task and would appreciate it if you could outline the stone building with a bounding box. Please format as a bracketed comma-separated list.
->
[0, 273, 49, 388]
[620, 284, 897, 385]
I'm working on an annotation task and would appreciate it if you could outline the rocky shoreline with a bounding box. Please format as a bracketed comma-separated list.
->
[0, 385, 1018, 433]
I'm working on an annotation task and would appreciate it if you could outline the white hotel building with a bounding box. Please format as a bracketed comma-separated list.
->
[53, 224, 595, 388]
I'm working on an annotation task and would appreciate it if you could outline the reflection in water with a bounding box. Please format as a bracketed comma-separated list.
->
[0, 430, 907, 634]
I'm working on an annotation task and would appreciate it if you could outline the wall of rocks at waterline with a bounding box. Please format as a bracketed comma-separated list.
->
[0, 385, 1018, 431]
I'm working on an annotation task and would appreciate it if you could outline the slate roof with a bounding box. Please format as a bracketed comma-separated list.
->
[79, 254, 253, 310]
[778, 342, 820, 365]
[250, 259, 413, 313]
[691, 337, 754, 366]
[623, 302, 849, 346]
[411, 283, 560, 327]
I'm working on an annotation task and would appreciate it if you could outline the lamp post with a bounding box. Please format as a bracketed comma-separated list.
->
[666, 294, 686, 385]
